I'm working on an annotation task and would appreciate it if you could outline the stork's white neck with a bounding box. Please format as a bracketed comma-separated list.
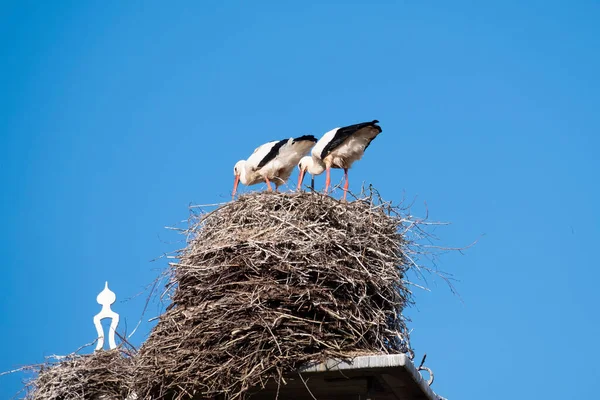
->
[307, 156, 326, 175]
[237, 160, 262, 185]
[238, 162, 249, 185]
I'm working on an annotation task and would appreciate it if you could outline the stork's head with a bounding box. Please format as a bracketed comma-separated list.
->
[233, 160, 246, 177]
[232, 160, 246, 200]
[300, 157, 325, 174]
[298, 157, 310, 172]
[297, 157, 308, 191]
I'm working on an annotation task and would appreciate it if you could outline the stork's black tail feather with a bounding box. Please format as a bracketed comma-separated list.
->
[370, 120, 382, 132]
[293, 134, 318, 143]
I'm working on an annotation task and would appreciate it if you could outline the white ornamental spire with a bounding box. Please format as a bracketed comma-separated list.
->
[93, 281, 120, 350]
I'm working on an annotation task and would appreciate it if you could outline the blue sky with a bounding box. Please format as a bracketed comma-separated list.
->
[1, 1, 599, 398]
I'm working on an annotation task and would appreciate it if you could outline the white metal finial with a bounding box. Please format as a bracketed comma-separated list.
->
[93, 281, 120, 350]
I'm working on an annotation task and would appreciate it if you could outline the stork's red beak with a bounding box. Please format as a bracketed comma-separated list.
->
[297, 168, 306, 191]
[232, 175, 240, 200]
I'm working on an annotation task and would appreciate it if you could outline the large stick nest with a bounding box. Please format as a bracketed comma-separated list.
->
[134, 191, 428, 399]
[23, 349, 135, 400]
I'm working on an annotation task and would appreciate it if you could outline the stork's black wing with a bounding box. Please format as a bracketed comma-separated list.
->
[256, 139, 288, 169]
[320, 120, 381, 159]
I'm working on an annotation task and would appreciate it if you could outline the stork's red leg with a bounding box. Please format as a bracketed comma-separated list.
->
[265, 177, 273, 192]
[324, 167, 331, 194]
[343, 168, 349, 201]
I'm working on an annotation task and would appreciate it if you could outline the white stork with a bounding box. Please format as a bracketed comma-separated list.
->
[233, 135, 317, 199]
[297, 120, 382, 200]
